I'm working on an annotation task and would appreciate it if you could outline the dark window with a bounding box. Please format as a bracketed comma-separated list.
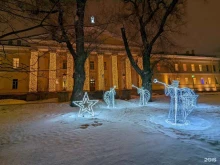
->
[8, 40, 13, 45]
[17, 40, 21, 46]
[157, 63, 161, 71]
[12, 79, 18, 89]
[168, 78, 172, 85]
[213, 65, 216, 72]
[90, 61, 94, 70]
[206, 65, 209, 72]
[63, 60, 67, 69]
[90, 78, 95, 91]
[104, 62, 107, 70]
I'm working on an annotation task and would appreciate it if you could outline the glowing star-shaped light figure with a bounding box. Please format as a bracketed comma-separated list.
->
[72, 92, 99, 117]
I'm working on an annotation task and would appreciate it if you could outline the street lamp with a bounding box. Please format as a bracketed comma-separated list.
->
[91, 16, 95, 24]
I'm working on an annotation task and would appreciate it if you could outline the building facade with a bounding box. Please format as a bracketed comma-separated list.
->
[0, 42, 220, 95]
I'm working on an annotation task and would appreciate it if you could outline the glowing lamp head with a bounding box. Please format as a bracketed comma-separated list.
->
[153, 79, 158, 83]
[91, 16, 95, 24]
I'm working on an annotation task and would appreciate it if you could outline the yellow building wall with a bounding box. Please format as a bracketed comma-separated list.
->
[0, 72, 29, 93]
[37, 52, 49, 91]
[0, 46, 219, 94]
[0, 49, 30, 94]
[152, 58, 220, 91]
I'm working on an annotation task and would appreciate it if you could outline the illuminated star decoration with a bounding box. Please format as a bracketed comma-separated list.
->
[72, 92, 99, 117]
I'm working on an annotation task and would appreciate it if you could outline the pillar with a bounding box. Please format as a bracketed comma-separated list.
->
[97, 55, 104, 90]
[29, 51, 38, 92]
[112, 55, 118, 88]
[137, 57, 143, 87]
[48, 52, 56, 92]
[67, 53, 73, 91]
[83, 58, 90, 90]
[125, 58, 132, 89]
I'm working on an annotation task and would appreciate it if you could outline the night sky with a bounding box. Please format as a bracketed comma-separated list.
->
[177, 0, 220, 56]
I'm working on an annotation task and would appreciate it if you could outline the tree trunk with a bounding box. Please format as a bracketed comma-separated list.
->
[70, 55, 87, 107]
[141, 72, 153, 101]
[69, 0, 87, 107]
[142, 52, 153, 101]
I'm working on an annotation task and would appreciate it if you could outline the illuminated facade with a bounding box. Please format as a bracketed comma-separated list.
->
[0, 42, 220, 94]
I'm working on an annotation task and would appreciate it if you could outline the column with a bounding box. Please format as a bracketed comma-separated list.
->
[125, 58, 132, 89]
[67, 53, 73, 91]
[29, 51, 38, 92]
[137, 57, 143, 87]
[83, 58, 90, 90]
[97, 55, 104, 90]
[48, 52, 56, 92]
[112, 55, 118, 88]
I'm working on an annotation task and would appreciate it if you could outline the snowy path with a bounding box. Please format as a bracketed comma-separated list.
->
[0, 94, 219, 165]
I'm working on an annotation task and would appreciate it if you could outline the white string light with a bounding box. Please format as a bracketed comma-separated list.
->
[154, 79, 198, 125]
[132, 84, 150, 106]
[103, 86, 116, 108]
[73, 92, 99, 117]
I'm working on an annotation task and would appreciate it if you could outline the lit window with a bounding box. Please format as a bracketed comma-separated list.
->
[90, 61, 94, 70]
[200, 78, 204, 85]
[208, 77, 211, 84]
[193, 78, 196, 84]
[176, 78, 180, 83]
[199, 65, 202, 71]
[206, 65, 209, 72]
[12, 79, 18, 89]
[157, 63, 160, 71]
[183, 64, 187, 71]
[191, 64, 195, 71]
[175, 64, 178, 71]
[185, 77, 189, 84]
[63, 60, 67, 69]
[13, 58, 19, 68]
[215, 77, 219, 84]
[104, 62, 107, 70]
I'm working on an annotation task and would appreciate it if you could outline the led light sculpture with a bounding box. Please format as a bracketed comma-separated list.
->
[132, 84, 150, 106]
[153, 79, 198, 125]
[103, 86, 116, 108]
[73, 92, 99, 117]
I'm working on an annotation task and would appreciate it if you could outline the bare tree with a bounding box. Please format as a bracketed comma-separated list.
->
[119, 0, 186, 98]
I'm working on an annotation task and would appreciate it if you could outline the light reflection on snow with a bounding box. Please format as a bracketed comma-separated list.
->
[150, 115, 212, 131]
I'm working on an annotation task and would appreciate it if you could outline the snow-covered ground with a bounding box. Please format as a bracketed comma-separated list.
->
[0, 93, 219, 165]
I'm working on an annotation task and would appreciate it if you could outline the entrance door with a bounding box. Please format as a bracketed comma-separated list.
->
[90, 78, 95, 91]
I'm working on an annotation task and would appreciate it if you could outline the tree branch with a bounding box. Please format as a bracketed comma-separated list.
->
[121, 27, 142, 75]
[56, 2, 76, 58]
[149, 0, 179, 49]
